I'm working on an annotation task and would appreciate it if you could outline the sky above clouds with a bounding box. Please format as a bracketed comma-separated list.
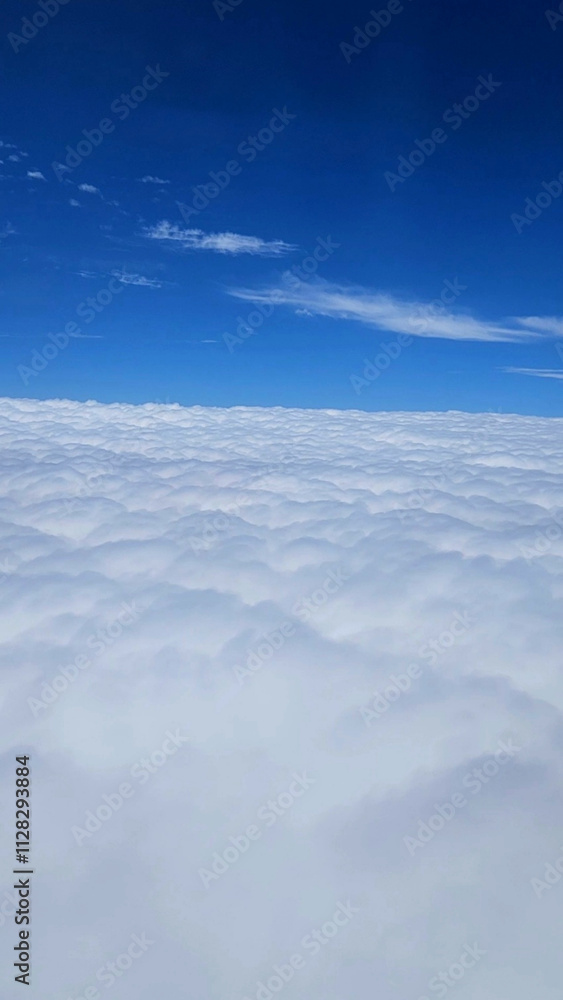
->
[1, 397, 563, 998]
[1, 0, 563, 414]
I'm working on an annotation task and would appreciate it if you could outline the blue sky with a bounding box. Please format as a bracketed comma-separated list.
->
[2, 0, 563, 415]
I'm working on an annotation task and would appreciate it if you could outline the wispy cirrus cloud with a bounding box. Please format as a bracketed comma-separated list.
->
[74, 268, 162, 289]
[513, 316, 563, 337]
[144, 221, 296, 256]
[139, 175, 170, 184]
[502, 367, 563, 380]
[78, 183, 101, 195]
[111, 270, 163, 288]
[227, 279, 557, 343]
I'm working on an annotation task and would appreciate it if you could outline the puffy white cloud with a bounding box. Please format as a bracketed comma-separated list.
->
[144, 220, 296, 255]
[78, 183, 101, 195]
[228, 279, 559, 342]
[0, 398, 562, 999]
[26, 170, 46, 181]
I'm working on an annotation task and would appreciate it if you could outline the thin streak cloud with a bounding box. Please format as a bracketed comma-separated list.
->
[502, 367, 563, 380]
[227, 280, 554, 343]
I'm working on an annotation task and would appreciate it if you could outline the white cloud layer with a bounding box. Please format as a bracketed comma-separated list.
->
[0, 398, 562, 999]
[228, 279, 560, 342]
[145, 221, 296, 255]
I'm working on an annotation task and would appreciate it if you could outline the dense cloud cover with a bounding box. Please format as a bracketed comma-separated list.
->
[0, 397, 562, 999]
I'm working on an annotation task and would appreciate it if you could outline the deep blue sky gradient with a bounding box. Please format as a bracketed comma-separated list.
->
[2, 0, 563, 414]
